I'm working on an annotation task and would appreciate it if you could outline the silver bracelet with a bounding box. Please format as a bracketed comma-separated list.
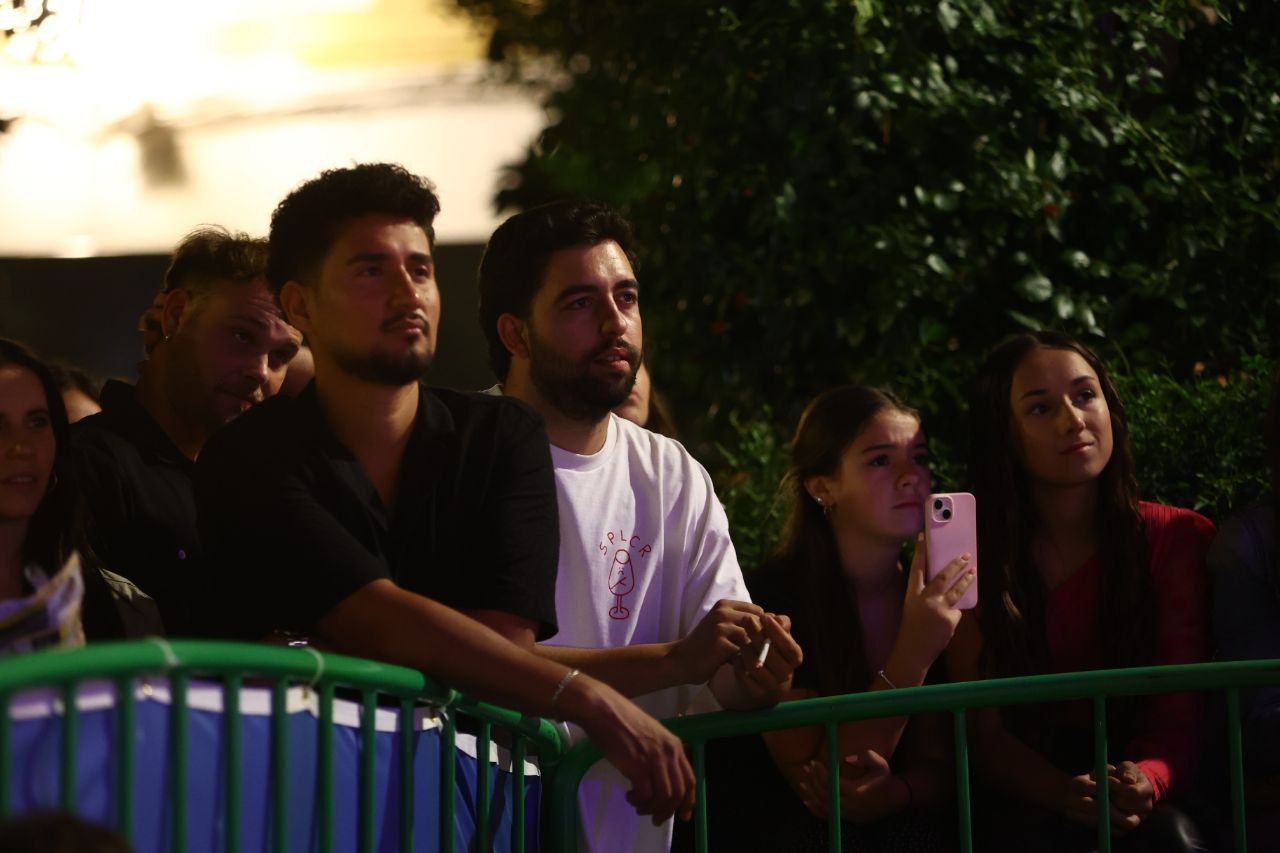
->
[876, 669, 897, 690]
[551, 668, 580, 710]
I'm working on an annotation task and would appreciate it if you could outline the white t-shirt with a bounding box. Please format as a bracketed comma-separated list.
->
[542, 414, 749, 852]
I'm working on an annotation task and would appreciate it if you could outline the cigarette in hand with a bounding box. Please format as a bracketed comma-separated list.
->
[755, 639, 772, 668]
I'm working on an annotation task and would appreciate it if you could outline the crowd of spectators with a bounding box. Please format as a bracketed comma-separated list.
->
[1, 161, 1277, 851]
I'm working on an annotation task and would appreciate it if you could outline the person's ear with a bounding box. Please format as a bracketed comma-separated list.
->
[803, 474, 833, 509]
[497, 313, 531, 362]
[278, 281, 313, 336]
[159, 289, 190, 341]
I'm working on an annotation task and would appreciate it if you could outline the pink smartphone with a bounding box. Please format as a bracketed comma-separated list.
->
[925, 492, 978, 610]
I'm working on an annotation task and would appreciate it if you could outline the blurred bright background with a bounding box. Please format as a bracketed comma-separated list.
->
[0, 0, 540, 257]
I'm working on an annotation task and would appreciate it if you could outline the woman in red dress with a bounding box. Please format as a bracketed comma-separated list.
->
[949, 331, 1213, 852]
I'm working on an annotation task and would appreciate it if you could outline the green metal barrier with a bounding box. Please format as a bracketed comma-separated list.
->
[0, 639, 564, 852]
[544, 659, 1280, 853]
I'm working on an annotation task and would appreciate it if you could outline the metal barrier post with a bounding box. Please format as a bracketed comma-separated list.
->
[953, 709, 972, 853]
[317, 683, 335, 853]
[512, 736, 527, 853]
[223, 675, 242, 853]
[115, 677, 135, 843]
[359, 691, 377, 853]
[399, 698, 415, 852]
[270, 679, 288, 853]
[1226, 688, 1247, 853]
[441, 708, 457, 853]
[1092, 695, 1110, 853]
[59, 681, 79, 811]
[477, 720, 492, 851]
[172, 674, 190, 853]
[825, 721, 841, 851]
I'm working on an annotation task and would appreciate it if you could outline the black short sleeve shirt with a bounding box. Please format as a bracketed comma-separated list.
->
[70, 381, 201, 635]
[193, 383, 560, 640]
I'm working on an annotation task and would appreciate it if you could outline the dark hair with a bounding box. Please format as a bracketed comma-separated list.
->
[267, 163, 441, 294]
[47, 362, 101, 404]
[0, 339, 81, 574]
[768, 385, 919, 696]
[477, 200, 637, 380]
[631, 356, 679, 439]
[643, 385, 678, 439]
[968, 332, 1153, 685]
[164, 226, 269, 298]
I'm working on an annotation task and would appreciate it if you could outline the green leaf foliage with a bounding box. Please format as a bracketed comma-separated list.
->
[455, 0, 1280, 563]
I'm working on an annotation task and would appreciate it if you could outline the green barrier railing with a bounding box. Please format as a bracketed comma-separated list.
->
[0, 639, 564, 852]
[544, 659, 1280, 853]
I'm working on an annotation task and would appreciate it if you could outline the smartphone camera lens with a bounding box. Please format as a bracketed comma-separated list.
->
[941, 508, 952, 520]
[933, 499, 943, 510]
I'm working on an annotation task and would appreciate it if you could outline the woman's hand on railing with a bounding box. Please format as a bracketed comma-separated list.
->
[793, 749, 909, 824]
[558, 674, 695, 825]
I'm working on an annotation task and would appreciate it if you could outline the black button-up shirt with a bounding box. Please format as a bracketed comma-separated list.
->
[71, 380, 202, 635]
[193, 383, 560, 641]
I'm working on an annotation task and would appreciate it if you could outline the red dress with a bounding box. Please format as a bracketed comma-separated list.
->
[1042, 502, 1215, 801]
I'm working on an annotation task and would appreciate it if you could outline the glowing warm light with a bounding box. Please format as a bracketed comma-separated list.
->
[0, 1, 536, 256]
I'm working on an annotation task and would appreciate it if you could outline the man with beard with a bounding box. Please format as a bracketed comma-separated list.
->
[72, 227, 302, 634]
[478, 201, 802, 852]
[193, 165, 696, 825]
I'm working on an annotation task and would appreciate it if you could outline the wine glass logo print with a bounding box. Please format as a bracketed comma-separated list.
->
[600, 530, 652, 620]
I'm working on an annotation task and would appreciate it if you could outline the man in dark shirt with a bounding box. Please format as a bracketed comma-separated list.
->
[72, 227, 302, 635]
[193, 162, 694, 823]
[196, 368, 560, 642]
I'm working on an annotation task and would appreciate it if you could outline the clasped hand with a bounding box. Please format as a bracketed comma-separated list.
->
[793, 749, 908, 824]
[1059, 761, 1154, 834]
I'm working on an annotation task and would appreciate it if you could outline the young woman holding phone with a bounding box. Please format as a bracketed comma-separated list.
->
[951, 331, 1213, 852]
[693, 385, 975, 851]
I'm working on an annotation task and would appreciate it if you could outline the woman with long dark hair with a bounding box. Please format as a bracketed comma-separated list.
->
[695, 385, 974, 851]
[0, 338, 161, 651]
[1210, 364, 1280, 836]
[950, 331, 1213, 851]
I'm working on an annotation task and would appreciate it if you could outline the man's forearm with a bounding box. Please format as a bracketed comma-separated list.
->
[319, 580, 576, 716]
[536, 642, 684, 698]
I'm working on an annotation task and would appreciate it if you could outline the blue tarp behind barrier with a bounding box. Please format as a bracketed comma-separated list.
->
[7, 681, 541, 851]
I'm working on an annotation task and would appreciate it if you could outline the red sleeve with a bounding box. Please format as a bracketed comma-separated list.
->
[1128, 503, 1215, 801]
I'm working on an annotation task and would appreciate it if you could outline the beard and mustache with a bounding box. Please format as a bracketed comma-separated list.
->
[332, 344, 433, 387]
[285, 312, 635, 425]
[330, 313, 435, 387]
[528, 330, 641, 423]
